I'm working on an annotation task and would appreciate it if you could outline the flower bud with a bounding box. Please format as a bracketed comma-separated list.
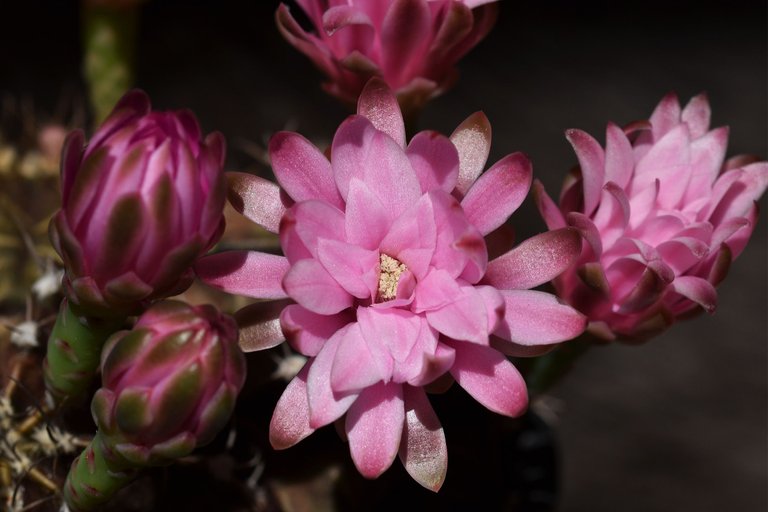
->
[49, 90, 226, 317]
[91, 300, 245, 466]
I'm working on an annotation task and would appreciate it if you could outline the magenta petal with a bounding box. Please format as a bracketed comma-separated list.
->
[671, 276, 717, 313]
[495, 290, 586, 345]
[566, 128, 606, 216]
[282, 259, 353, 315]
[281, 305, 352, 357]
[399, 385, 447, 492]
[461, 152, 532, 236]
[380, 0, 432, 88]
[357, 78, 406, 148]
[657, 237, 708, 274]
[307, 327, 358, 428]
[195, 251, 289, 299]
[226, 172, 286, 234]
[532, 180, 566, 230]
[566, 212, 603, 258]
[485, 228, 582, 290]
[345, 382, 405, 479]
[450, 111, 492, 196]
[446, 340, 527, 417]
[60, 130, 85, 207]
[406, 130, 460, 194]
[331, 322, 384, 394]
[269, 131, 344, 208]
[269, 363, 314, 450]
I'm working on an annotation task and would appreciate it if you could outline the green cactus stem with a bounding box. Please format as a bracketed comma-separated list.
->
[64, 431, 138, 512]
[43, 300, 124, 404]
[82, 3, 140, 124]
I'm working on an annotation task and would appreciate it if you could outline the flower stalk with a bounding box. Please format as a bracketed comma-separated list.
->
[64, 431, 137, 512]
[81, 2, 140, 124]
[43, 300, 123, 404]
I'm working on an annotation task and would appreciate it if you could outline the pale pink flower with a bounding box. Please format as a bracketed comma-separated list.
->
[197, 79, 585, 489]
[276, 0, 498, 114]
[536, 93, 768, 340]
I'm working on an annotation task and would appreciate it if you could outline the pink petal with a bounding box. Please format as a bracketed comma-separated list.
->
[345, 382, 405, 479]
[461, 152, 532, 235]
[195, 251, 289, 299]
[291, 200, 346, 258]
[425, 285, 489, 345]
[358, 307, 421, 374]
[380, 0, 432, 89]
[683, 126, 729, 204]
[409, 342, 455, 387]
[532, 180, 566, 230]
[590, 182, 630, 248]
[430, 191, 487, 281]
[450, 111, 492, 195]
[399, 385, 447, 492]
[345, 178, 390, 250]
[380, 193, 438, 280]
[269, 131, 344, 208]
[634, 124, 692, 208]
[282, 259, 353, 315]
[485, 228, 582, 290]
[331, 116, 421, 220]
[656, 237, 709, 274]
[269, 363, 314, 450]
[406, 130, 460, 194]
[281, 305, 352, 357]
[494, 290, 586, 345]
[671, 275, 717, 313]
[331, 322, 385, 394]
[357, 78, 406, 148]
[565, 212, 603, 259]
[566, 128, 606, 216]
[317, 238, 379, 299]
[307, 327, 358, 428]
[60, 130, 85, 207]
[412, 268, 463, 313]
[322, 6, 375, 57]
[226, 172, 287, 234]
[708, 163, 768, 225]
[604, 122, 634, 190]
[234, 300, 290, 352]
[396, 320, 440, 384]
[647, 92, 682, 142]
[446, 340, 527, 417]
[681, 93, 711, 139]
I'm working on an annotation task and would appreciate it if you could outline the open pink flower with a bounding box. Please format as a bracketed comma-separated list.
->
[277, 0, 498, 114]
[536, 93, 768, 340]
[197, 79, 585, 489]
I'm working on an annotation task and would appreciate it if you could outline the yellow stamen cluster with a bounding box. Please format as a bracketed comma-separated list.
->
[378, 254, 407, 301]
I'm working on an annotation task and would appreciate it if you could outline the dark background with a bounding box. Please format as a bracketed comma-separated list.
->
[2, 1, 766, 510]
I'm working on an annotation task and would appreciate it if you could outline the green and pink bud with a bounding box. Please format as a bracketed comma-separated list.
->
[50, 90, 226, 317]
[64, 301, 245, 511]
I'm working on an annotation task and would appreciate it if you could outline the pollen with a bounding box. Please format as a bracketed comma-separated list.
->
[378, 254, 407, 301]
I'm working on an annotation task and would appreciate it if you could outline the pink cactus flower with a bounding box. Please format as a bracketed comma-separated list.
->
[276, 0, 498, 115]
[49, 90, 227, 317]
[91, 300, 246, 466]
[535, 93, 768, 341]
[197, 79, 585, 489]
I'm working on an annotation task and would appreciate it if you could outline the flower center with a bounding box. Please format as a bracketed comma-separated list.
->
[377, 254, 407, 302]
